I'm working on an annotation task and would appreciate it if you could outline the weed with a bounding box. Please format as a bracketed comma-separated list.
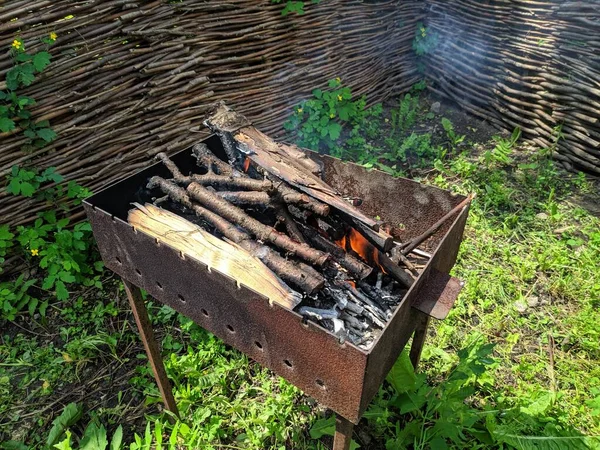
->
[271, 0, 321, 16]
[481, 127, 521, 167]
[1, 166, 99, 319]
[413, 22, 439, 56]
[441, 117, 466, 150]
[285, 78, 375, 153]
[1, 35, 57, 152]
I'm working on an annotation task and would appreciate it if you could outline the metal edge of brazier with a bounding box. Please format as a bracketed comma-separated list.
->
[359, 205, 469, 418]
[83, 202, 370, 422]
[84, 136, 469, 424]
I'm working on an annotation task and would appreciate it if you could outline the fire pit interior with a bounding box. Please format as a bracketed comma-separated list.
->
[84, 103, 470, 449]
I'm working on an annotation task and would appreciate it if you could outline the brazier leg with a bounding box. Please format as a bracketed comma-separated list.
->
[409, 312, 430, 371]
[333, 415, 354, 450]
[122, 278, 179, 417]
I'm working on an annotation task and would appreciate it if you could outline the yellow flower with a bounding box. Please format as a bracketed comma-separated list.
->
[50, 32, 57, 41]
[337, 95, 343, 101]
[297, 108, 303, 114]
[335, 77, 341, 83]
[12, 39, 22, 50]
[31, 248, 39, 256]
[329, 113, 335, 119]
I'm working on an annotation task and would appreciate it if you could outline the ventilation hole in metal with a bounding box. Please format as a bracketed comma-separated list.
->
[135, 269, 142, 276]
[115, 257, 122, 264]
[177, 294, 185, 303]
[156, 281, 163, 289]
[201, 309, 209, 317]
[255, 341, 263, 350]
[226, 324, 235, 333]
[316, 379, 325, 389]
[284, 359, 293, 368]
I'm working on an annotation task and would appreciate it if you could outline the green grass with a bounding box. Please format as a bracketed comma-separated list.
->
[1, 101, 599, 449]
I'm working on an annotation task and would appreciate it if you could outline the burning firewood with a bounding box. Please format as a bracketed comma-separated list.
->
[129, 103, 436, 348]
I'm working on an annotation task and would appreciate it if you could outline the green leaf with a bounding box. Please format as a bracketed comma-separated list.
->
[40, 167, 63, 183]
[23, 129, 36, 139]
[36, 128, 57, 143]
[59, 272, 76, 283]
[328, 122, 342, 141]
[0, 117, 16, 133]
[109, 425, 123, 450]
[19, 64, 36, 86]
[520, 391, 553, 417]
[0, 226, 14, 241]
[15, 53, 32, 62]
[309, 416, 335, 439]
[55, 280, 69, 300]
[32, 52, 51, 72]
[47, 403, 83, 446]
[429, 436, 449, 450]
[20, 182, 36, 197]
[53, 430, 72, 450]
[493, 431, 597, 450]
[386, 350, 416, 394]
[80, 422, 108, 450]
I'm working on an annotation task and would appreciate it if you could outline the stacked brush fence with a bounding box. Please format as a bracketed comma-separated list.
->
[0, 0, 423, 229]
[423, 0, 600, 174]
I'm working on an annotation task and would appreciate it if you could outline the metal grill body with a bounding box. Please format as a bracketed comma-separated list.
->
[84, 135, 468, 425]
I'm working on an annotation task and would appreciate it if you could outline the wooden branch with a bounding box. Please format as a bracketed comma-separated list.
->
[378, 252, 415, 288]
[146, 177, 324, 294]
[273, 181, 331, 216]
[156, 152, 272, 191]
[186, 181, 330, 266]
[128, 203, 302, 309]
[276, 206, 307, 244]
[191, 143, 234, 176]
[216, 190, 272, 206]
[351, 218, 393, 252]
[205, 103, 379, 230]
[162, 149, 330, 215]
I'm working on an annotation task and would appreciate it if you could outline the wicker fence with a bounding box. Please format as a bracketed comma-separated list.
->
[423, 0, 600, 175]
[2, 1, 600, 232]
[0, 0, 423, 228]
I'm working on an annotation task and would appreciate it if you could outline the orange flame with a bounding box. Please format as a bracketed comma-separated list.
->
[336, 228, 386, 273]
[243, 157, 251, 173]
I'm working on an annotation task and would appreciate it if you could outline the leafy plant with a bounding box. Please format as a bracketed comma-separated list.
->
[481, 127, 521, 167]
[1, 166, 99, 319]
[374, 340, 496, 449]
[441, 117, 466, 150]
[271, 0, 320, 16]
[1, 35, 57, 152]
[47, 402, 83, 447]
[46, 403, 123, 450]
[390, 93, 419, 133]
[412, 22, 439, 56]
[285, 78, 375, 152]
[0, 225, 14, 271]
